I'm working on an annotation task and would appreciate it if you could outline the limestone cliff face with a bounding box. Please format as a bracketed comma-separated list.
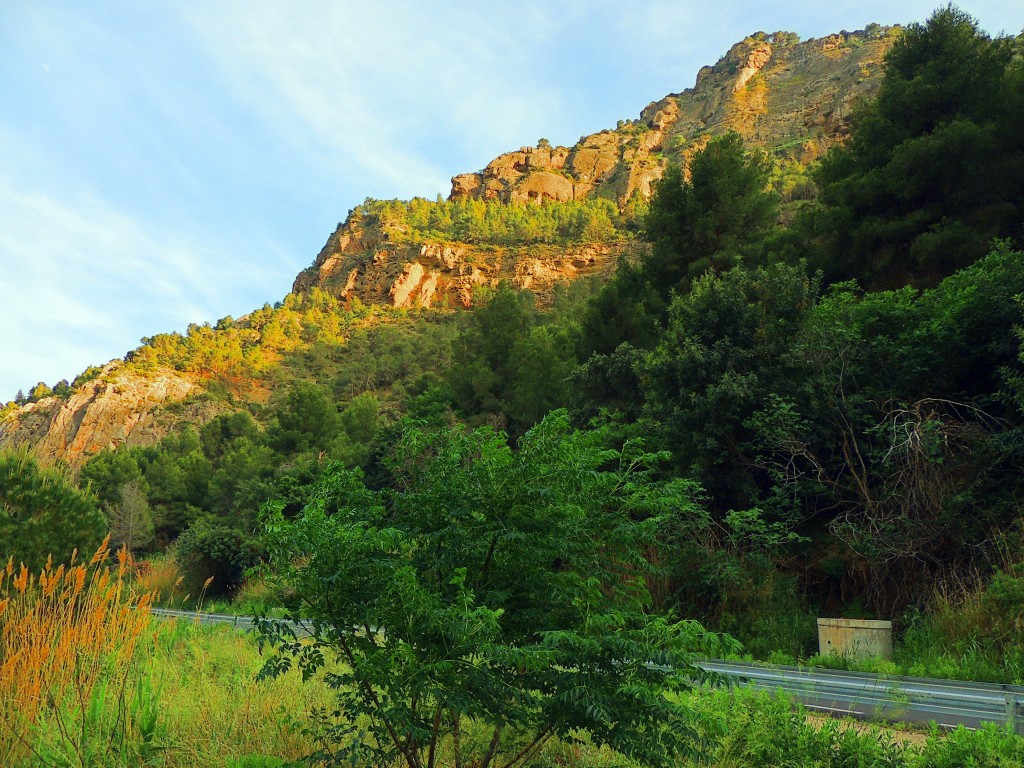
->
[0, 365, 216, 468]
[293, 222, 632, 310]
[449, 29, 893, 206]
[296, 29, 893, 307]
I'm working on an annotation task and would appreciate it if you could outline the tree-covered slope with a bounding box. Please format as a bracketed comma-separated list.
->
[2, 10, 1024, 669]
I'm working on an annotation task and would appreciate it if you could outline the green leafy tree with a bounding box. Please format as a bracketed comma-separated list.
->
[28, 382, 53, 402]
[175, 520, 261, 598]
[506, 323, 580, 435]
[578, 257, 662, 356]
[139, 428, 212, 540]
[645, 133, 776, 287]
[448, 284, 536, 426]
[354, 196, 626, 247]
[268, 381, 341, 454]
[338, 391, 380, 445]
[0, 450, 107, 570]
[327, 391, 383, 467]
[199, 411, 261, 461]
[51, 379, 72, 398]
[80, 448, 147, 507]
[567, 343, 646, 427]
[257, 412, 731, 768]
[204, 437, 276, 527]
[448, 284, 581, 435]
[643, 262, 820, 511]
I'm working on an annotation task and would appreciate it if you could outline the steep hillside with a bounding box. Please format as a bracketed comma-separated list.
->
[291, 198, 639, 309]
[293, 28, 894, 307]
[0, 26, 895, 467]
[445, 29, 892, 208]
[0, 365, 217, 468]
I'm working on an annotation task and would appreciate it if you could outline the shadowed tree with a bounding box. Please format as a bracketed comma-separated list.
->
[811, 5, 1023, 287]
[0, 450, 107, 570]
[580, 132, 778, 357]
[106, 480, 155, 553]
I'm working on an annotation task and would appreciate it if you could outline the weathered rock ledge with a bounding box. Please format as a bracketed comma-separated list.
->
[0, 365, 213, 468]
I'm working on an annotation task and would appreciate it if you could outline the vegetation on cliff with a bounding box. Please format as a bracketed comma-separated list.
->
[349, 196, 631, 246]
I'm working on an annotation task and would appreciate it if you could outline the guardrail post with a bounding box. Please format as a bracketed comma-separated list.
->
[1005, 688, 1020, 734]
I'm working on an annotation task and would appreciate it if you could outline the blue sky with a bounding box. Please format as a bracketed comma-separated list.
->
[1, 1, 1021, 402]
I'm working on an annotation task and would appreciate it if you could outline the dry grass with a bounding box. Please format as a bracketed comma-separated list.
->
[805, 714, 929, 748]
[132, 550, 188, 606]
[0, 536, 326, 766]
[0, 537, 153, 765]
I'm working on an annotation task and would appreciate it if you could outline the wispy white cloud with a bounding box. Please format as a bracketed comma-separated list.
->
[180, 1, 572, 191]
[0, 176, 286, 395]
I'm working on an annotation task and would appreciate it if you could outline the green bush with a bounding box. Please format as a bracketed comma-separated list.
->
[175, 522, 261, 599]
[226, 757, 286, 768]
[915, 724, 1024, 767]
[804, 653, 851, 671]
[688, 687, 908, 766]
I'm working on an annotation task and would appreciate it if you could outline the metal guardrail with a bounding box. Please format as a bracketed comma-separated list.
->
[702, 659, 1024, 734]
[150, 607, 276, 632]
[149, 608, 1024, 733]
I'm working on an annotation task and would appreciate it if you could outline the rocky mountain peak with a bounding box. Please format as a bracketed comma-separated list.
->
[292, 28, 894, 314]
[448, 28, 894, 208]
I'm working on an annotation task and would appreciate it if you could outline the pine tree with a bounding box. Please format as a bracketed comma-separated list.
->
[811, 5, 1021, 287]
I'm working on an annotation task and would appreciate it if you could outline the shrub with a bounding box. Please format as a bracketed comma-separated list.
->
[175, 522, 261, 600]
[258, 411, 734, 767]
[0, 450, 107, 572]
[226, 757, 286, 768]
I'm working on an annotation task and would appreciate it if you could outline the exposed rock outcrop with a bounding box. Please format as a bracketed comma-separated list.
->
[733, 42, 773, 92]
[448, 29, 893, 207]
[294, 220, 632, 310]
[509, 171, 575, 204]
[0, 366, 214, 468]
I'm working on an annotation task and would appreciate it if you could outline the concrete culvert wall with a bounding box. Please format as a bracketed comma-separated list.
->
[817, 618, 893, 661]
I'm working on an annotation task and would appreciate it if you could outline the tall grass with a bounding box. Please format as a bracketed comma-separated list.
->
[145, 620, 326, 766]
[130, 549, 185, 606]
[0, 537, 154, 766]
[0, 537, 326, 766]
